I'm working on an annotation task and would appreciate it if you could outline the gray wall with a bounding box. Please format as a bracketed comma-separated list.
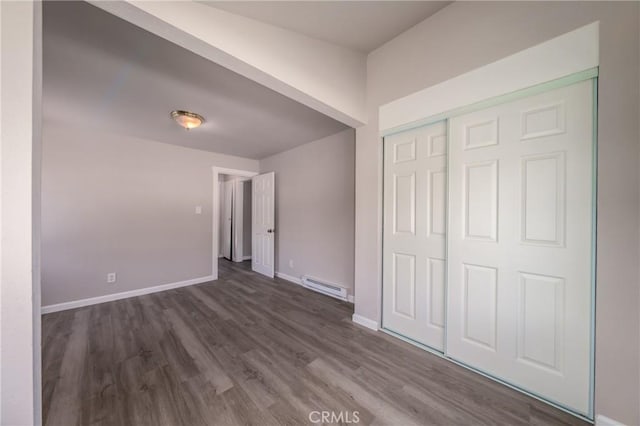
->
[260, 128, 355, 296]
[42, 124, 258, 306]
[354, 2, 639, 423]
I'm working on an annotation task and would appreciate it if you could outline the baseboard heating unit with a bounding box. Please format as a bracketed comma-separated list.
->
[301, 276, 348, 301]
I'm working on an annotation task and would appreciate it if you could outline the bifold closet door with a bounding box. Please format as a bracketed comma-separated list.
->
[382, 121, 447, 351]
[446, 80, 594, 414]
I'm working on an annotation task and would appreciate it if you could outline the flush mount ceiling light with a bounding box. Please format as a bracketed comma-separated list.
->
[170, 110, 205, 130]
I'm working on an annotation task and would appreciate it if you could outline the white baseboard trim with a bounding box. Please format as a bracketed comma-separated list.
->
[596, 415, 626, 426]
[275, 271, 354, 304]
[242, 255, 252, 261]
[41, 275, 215, 314]
[275, 271, 302, 285]
[352, 314, 379, 331]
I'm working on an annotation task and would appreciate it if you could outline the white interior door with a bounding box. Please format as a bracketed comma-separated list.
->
[221, 180, 234, 260]
[252, 172, 275, 278]
[382, 121, 447, 351]
[446, 80, 594, 414]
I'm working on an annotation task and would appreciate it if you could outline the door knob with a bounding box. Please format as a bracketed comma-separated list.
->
[267, 229, 274, 233]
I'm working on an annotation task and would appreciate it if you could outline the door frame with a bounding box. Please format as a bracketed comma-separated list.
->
[212, 167, 258, 280]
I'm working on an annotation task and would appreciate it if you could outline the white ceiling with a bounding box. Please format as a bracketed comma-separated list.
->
[202, 1, 451, 53]
[43, 1, 348, 159]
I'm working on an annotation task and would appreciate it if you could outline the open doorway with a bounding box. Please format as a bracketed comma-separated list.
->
[218, 174, 252, 263]
[212, 167, 258, 280]
[212, 167, 276, 280]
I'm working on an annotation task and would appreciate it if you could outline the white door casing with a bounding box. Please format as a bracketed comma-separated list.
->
[382, 121, 447, 351]
[252, 172, 275, 278]
[446, 80, 593, 414]
[221, 180, 234, 260]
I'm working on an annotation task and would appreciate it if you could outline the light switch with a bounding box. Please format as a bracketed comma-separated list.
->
[195, 206, 202, 214]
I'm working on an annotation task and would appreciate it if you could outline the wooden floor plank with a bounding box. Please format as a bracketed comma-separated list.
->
[42, 259, 588, 425]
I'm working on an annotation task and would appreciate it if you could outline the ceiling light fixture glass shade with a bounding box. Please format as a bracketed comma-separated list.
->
[171, 110, 205, 130]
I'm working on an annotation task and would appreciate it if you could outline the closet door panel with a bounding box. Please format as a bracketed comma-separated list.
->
[446, 80, 593, 415]
[383, 121, 447, 351]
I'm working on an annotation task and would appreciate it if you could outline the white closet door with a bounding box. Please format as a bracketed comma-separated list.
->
[383, 121, 447, 351]
[446, 80, 593, 414]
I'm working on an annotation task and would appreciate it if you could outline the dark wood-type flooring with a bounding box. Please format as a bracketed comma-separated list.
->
[42, 260, 587, 426]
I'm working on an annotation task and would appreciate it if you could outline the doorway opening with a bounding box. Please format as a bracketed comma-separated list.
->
[218, 173, 252, 264]
[212, 167, 258, 280]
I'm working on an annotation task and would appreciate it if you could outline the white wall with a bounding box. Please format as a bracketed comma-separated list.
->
[0, 1, 42, 424]
[41, 125, 258, 307]
[354, 2, 639, 423]
[260, 128, 355, 296]
[89, 1, 366, 127]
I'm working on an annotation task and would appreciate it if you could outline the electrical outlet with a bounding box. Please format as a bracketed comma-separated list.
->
[195, 205, 202, 215]
[289, 259, 294, 268]
[107, 272, 117, 284]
